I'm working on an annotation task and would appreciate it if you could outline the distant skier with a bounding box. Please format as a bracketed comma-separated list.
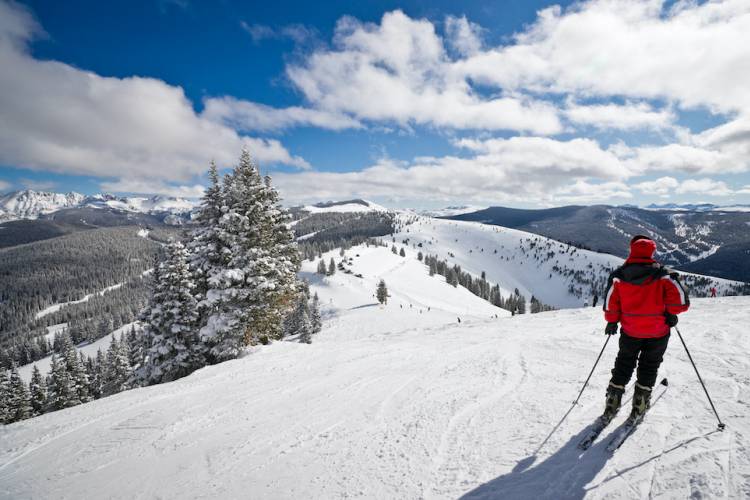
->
[710, 287, 717, 298]
[601, 235, 690, 424]
[457, 317, 461, 324]
[592, 294, 598, 307]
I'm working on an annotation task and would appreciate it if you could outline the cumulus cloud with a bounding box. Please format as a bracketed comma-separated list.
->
[457, 0, 750, 114]
[632, 176, 679, 196]
[444, 15, 483, 56]
[0, 1, 308, 187]
[273, 136, 637, 206]
[284, 10, 562, 134]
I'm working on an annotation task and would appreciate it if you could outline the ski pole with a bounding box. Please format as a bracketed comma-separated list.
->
[573, 334, 611, 405]
[674, 327, 726, 431]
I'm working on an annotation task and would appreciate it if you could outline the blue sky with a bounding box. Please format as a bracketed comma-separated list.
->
[1, 0, 749, 208]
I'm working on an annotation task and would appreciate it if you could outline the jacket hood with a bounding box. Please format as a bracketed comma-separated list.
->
[626, 237, 657, 264]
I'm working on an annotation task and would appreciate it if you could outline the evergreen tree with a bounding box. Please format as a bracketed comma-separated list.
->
[197, 149, 300, 356]
[47, 353, 79, 411]
[141, 241, 203, 384]
[60, 332, 90, 403]
[7, 367, 32, 423]
[376, 280, 388, 305]
[328, 258, 336, 275]
[316, 259, 327, 275]
[90, 349, 106, 399]
[0, 369, 9, 424]
[417, 251, 423, 261]
[29, 365, 47, 416]
[103, 337, 131, 397]
[399, 248, 406, 257]
[310, 293, 322, 334]
[298, 308, 313, 344]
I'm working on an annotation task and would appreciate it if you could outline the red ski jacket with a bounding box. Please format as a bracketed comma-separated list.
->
[603, 238, 690, 338]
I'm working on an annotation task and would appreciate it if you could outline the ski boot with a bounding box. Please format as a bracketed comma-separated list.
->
[627, 382, 652, 423]
[602, 382, 625, 423]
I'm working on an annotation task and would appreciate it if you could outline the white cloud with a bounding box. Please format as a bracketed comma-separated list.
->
[457, 0, 750, 114]
[284, 10, 562, 134]
[0, 1, 308, 186]
[202, 97, 361, 133]
[564, 101, 675, 131]
[675, 178, 734, 197]
[273, 136, 634, 206]
[0, 179, 12, 192]
[445, 15, 483, 56]
[99, 178, 206, 198]
[632, 176, 679, 196]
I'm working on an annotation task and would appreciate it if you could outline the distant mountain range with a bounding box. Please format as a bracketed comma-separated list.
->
[0, 190, 197, 224]
[446, 204, 750, 282]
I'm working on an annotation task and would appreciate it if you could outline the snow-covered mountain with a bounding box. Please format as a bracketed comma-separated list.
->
[3, 245, 747, 498]
[419, 205, 486, 217]
[645, 202, 750, 212]
[0, 190, 198, 224]
[0, 190, 86, 221]
[299, 199, 387, 214]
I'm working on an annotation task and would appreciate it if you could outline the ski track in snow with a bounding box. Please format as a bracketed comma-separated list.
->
[2, 246, 750, 499]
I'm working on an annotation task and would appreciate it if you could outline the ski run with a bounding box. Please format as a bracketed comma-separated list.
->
[2, 236, 749, 499]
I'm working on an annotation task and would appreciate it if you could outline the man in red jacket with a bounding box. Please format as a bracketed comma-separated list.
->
[602, 235, 690, 423]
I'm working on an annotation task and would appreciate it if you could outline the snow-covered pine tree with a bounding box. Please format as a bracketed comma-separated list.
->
[310, 292, 322, 334]
[29, 365, 48, 416]
[141, 241, 203, 384]
[103, 337, 131, 397]
[298, 308, 313, 344]
[377, 280, 388, 305]
[47, 353, 79, 411]
[7, 366, 32, 423]
[60, 332, 90, 404]
[90, 349, 106, 399]
[198, 149, 300, 356]
[399, 248, 406, 257]
[0, 369, 9, 423]
[328, 258, 336, 275]
[317, 259, 327, 275]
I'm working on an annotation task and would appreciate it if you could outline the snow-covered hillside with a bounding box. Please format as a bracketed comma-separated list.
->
[301, 199, 387, 214]
[2, 274, 747, 499]
[389, 215, 740, 309]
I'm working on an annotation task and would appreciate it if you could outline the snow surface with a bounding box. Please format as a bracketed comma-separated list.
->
[2, 277, 748, 499]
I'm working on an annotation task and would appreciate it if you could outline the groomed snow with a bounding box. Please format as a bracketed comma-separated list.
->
[1, 249, 748, 498]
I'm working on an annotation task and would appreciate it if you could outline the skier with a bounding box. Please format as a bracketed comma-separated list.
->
[592, 294, 598, 307]
[710, 287, 717, 298]
[601, 235, 690, 424]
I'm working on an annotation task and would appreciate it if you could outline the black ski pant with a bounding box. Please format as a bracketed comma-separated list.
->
[610, 332, 669, 388]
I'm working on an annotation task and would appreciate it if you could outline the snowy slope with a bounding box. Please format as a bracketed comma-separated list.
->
[1, 285, 748, 499]
[389, 214, 741, 309]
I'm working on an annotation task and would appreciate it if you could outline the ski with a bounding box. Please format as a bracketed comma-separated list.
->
[578, 415, 614, 450]
[606, 414, 645, 452]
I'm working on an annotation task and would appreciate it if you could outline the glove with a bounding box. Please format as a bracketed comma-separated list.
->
[605, 322, 618, 335]
[665, 313, 678, 327]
